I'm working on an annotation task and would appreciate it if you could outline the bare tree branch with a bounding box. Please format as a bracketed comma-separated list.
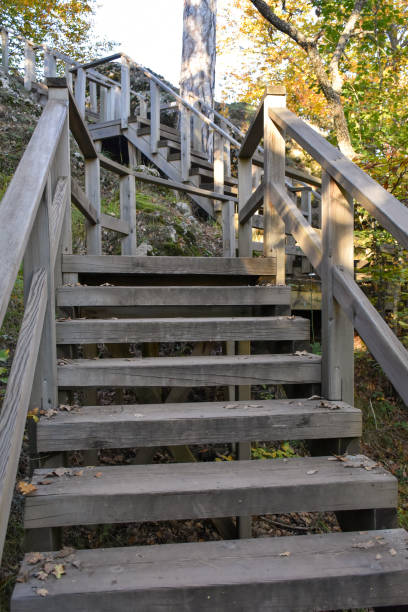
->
[329, 0, 368, 91]
[249, 0, 312, 50]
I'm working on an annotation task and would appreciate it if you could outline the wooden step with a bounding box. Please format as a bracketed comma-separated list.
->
[168, 151, 213, 170]
[57, 285, 288, 308]
[61, 255, 277, 276]
[36, 398, 361, 452]
[24, 455, 395, 528]
[57, 353, 321, 388]
[190, 166, 238, 186]
[158, 139, 208, 160]
[200, 182, 237, 196]
[56, 315, 309, 344]
[12, 530, 408, 611]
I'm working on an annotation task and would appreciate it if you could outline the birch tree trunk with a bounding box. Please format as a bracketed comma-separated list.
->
[180, 0, 217, 160]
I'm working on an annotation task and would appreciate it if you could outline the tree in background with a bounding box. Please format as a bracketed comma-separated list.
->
[218, 0, 408, 342]
[180, 0, 217, 156]
[0, 0, 110, 60]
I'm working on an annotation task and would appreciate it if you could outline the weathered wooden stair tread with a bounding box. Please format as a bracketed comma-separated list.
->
[36, 399, 361, 452]
[12, 530, 408, 611]
[57, 353, 321, 387]
[24, 456, 396, 528]
[56, 315, 309, 344]
[61, 255, 276, 275]
[57, 286, 289, 307]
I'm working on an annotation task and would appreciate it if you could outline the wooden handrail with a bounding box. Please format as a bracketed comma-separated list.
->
[0, 98, 67, 329]
[269, 106, 408, 251]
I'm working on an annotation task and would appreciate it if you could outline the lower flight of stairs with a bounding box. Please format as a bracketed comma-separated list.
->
[12, 256, 408, 610]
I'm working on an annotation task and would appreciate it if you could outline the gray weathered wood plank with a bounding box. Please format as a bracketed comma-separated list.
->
[239, 181, 264, 225]
[0, 269, 47, 560]
[49, 177, 69, 268]
[70, 178, 98, 224]
[61, 254, 277, 275]
[100, 213, 130, 235]
[57, 286, 289, 308]
[36, 399, 361, 452]
[55, 315, 309, 344]
[269, 106, 408, 250]
[12, 529, 408, 611]
[24, 455, 395, 528]
[0, 99, 67, 329]
[57, 353, 321, 388]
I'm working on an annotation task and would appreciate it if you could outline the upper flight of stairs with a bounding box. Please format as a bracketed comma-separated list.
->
[12, 254, 407, 611]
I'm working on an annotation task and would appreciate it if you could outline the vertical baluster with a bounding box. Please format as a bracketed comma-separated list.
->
[192, 101, 202, 152]
[89, 81, 97, 114]
[216, 132, 234, 256]
[120, 57, 130, 129]
[139, 95, 148, 119]
[221, 120, 231, 178]
[24, 42, 36, 90]
[1, 28, 9, 75]
[120, 142, 137, 255]
[180, 106, 191, 182]
[44, 49, 57, 78]
[263, 86, 286, 285]
[75, 67, 86, 118]
[65, 62, 73, 90]
[100, 86, 107, 121]
[113, 84, 121, 119]
[321, 171, 354, 405]
[85, 144, 102, 255]
[150, 81, 160, 154]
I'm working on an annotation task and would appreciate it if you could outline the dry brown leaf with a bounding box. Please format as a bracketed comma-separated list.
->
[36, 588, 48, 597]
[55, 547, 75, 559]
[75, 470, 84, 477]
[390, 548, 397, 556]
[38, 480, 53, 486]
[306, 470, 318, 475]
[279, 551, 291, 557]
[26, 552, 44, 565]
[94, 472, 103, 478]
[52, 468, 70, 477]
[353, 540, 375, 549]
[18, 481, 37, 496]
[36, 571, 49, 581]
[43, 563, 54, 575]
[376, 554, 382, 560]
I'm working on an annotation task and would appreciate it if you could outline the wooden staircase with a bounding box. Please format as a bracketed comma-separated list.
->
[1, 36, 408, 611]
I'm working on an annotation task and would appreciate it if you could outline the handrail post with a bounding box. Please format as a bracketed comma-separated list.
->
[120, 56, 130, 129]
[44, 48, 57, 78]
[150, 80, 160, 154]
[89, 81, 98, 114]
[180, 106, 191, 181]
[264, 85, 286, 285]
[238, 158, 253, 257]
[75, 67, 86, 118]
[215, 131, 234, 256]
[221, 120, 231, 177]
[1, 28, 9, 75]
[85, 144, 102, 254]
[64, 62, 73, 89]
[120, 142, 137, 254]
[321, 171, 354, 404]
[24, 41, 36, 90]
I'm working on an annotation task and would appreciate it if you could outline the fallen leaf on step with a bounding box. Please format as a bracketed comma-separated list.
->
[327, 457, 338, 461]
[279, 551, 291, 557]
[52, 468, 70, 478]
[18, 481, 37, 496]
[225, 404, 239, 409]
[133, 413, 144, 418]
[294, 350, 308, 356]
[306, 470, 318, 475]
[75, 470, 84, 477]
[71, 559, 81, 569]
[307, 395, 322, 400]
[55, 547, 75, 559]
[389, 548, 397, 556]
[353, 540, 375, 549]
[376, 554, 382, 560]
[26, 552, 44, 565]
[364, 463, 379, 471]
[43, 563, 54, 575]
[38, 480, 53, 486]
[52, 564, 65, 579]
[36, 588, 48, 597]
[94, 472, 103, 478]
[36, 571, 49, 581]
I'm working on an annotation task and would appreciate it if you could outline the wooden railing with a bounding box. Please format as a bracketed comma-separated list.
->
[238, 85, 408, 406]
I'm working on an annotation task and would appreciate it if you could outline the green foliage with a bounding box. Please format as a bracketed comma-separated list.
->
[252, 441, 296, 460]
[0, 348, 9, 386]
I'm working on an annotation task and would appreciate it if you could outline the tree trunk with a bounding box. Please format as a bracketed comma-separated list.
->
[180, 0, 217, 159]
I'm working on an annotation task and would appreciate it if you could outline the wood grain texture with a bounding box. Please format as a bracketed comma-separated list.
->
[24, 455, 395, 528]
[100, 213, 130, 235]
[12, 529, 408, 611]
[0, 99, 67, 329]
[0, 269, 47, 560]
[57, 286, 289, 308]
[70, 178, 98, 224]
[239, 98, 264, 159]
[98, 154, 237, 203]
[49, 177, 69, 269]
[269, 106, 408, 250]
[36, 399, 361, 452]
[61, 254, 277, 275]
[239, 180, 264, 225]
[57, 353, 321, 388]
[67, 85, 97, 159]
[56, 315, 309, 344]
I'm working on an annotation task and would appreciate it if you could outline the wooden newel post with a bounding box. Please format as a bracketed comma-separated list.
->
[180, 106, 191, 182]
[120, 57, 130, 129]
[24, 42, 36, 91]
[75, 67, 86, 118]
[263, 85, 286, 285]
[150, 81, 160, 154]
[321, 171, 354, 404]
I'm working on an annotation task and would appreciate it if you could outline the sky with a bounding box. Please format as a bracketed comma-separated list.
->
[93, 0, 187, 87]
[92, 0, 232, 97]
